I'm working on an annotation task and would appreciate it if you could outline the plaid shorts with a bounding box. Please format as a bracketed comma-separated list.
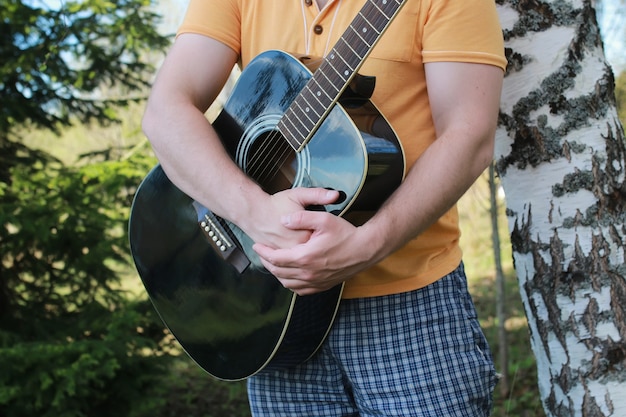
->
[247, 263, 498, 416]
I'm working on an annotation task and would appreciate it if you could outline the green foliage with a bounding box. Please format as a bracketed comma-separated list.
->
[0, 147, 174, 416]
[459, 177, 544, 417]
[1, 149, 155, 333]
[1, 1, 172, 412]
[0, 0, 170, 136]
[155, 361, 251, 417]
[0, 304, 173, 417]
[0, 1, 560, 414]
[146, 266, 544, 417]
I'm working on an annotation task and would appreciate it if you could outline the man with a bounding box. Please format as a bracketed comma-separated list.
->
[142, 0, 507, 415]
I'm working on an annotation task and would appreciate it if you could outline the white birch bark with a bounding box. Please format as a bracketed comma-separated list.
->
[496, 0, 626, 415]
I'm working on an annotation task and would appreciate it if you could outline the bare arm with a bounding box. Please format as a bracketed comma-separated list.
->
[143, 34, 260, 222]
[365, 61, 504, 258]
[254, 61, 504, 294]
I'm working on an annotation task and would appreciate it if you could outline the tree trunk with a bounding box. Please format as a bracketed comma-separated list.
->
[495, 0, 626, 415]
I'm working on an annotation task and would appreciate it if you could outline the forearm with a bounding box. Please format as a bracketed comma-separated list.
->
[360, 126, 495, 264]
[142, 98, 267, 227]
[357, 62, 503, 266]
[140, 34, 268, 230]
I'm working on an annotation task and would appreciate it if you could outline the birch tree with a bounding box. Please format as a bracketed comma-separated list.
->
[495, 0, 626, 415]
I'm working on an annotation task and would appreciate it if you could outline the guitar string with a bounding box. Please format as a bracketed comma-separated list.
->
[244, 42, 363, 187]
[243, 0, 328, 185]
[244, 40, 354, 185]
[245, 71, 330, 189]
[244, 116, 299, 189]
[244, 79, 319, 187]
[251, 135, 295, 188]
[249, 105, 313, 188]
[242, 0, 399, 189]
[245, 3, 390, 183]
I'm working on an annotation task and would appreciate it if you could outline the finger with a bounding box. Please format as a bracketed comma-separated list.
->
[252, 243, 277, 264]
[277, 276, 334, 296]
[254, 247, 336, 295]
[254, 243, 312, 277]
[290, 187, 339, 208]
[281, 209, 329, 231]
[253, 243, 297, 269]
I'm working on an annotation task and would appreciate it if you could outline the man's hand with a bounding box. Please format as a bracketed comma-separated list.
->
[252, 195, 376, 296]
[241, 187, 338, 250]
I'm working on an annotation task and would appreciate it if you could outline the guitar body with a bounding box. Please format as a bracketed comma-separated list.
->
[129, 50, 404, 381]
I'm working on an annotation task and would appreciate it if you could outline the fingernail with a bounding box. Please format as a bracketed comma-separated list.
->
[281, 214, 291, 225]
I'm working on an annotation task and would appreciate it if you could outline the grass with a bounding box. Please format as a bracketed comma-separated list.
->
[471, 272, 545, 417]
[19, 101, 146, 165]
[154, 268, 545, 417]
[155, 361, 250, 417]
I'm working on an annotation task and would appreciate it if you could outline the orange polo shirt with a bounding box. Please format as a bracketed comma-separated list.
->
[178, 0, 507, 298]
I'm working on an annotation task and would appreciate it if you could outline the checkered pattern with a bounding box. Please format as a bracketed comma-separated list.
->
[247, 264, 498, 416]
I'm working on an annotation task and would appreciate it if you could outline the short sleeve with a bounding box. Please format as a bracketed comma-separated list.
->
[422, 0, 507, 70]
[176, 0, 242, 54]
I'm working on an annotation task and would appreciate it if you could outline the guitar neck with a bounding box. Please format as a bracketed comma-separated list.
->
[278, 0, 407, 151]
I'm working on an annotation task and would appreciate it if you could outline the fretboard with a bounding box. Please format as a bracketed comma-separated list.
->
[277, 0, 406, 151]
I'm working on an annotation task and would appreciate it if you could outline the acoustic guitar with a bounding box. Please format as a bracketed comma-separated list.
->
[129, 0, 406, 381]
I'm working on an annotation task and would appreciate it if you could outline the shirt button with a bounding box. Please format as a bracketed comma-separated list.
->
[314, 25, 323, 35]
[305, 0, 313, 5]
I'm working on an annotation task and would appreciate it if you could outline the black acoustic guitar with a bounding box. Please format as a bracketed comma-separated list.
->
[129, 0, 406, 381]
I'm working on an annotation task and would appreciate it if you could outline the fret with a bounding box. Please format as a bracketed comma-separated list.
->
[322, 59, 350, 88]
[316, 66, 342, 96]
[280, 92, 324, 147]
[316, 69, 340, 93]
[279, 0, 406, 150]
[325, 52, 355, 86]
[349, 22, 374, 50]
[328, 51, 354, 74]
[302, 86, 329, 116]
[369, 0, 390, 19]
[353, 17, 381, 48]
[336, 36, 364, 64]
[309, 77, 335, 103]
[300, 87, 329, 123]
[298, 77, 337, 110]
[284, 101, 315, 140]
[357, 12, 382, 37]
[288, 105, 313, 135]
[292, 97, 319, 127]
[280, 112, 308, 149]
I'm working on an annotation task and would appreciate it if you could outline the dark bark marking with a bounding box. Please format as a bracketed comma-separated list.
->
[511, 202, 626, 416]
[500, 0, 626, 414]
[552, 168, 594, 197]
[496, 0, 616, 176]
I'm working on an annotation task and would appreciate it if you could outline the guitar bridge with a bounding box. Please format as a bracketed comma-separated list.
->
[193, 202, 250, 274]
[200, 214, 234, 254]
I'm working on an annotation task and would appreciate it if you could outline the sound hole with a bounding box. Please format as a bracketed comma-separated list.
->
[247, 130, 297, 194]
